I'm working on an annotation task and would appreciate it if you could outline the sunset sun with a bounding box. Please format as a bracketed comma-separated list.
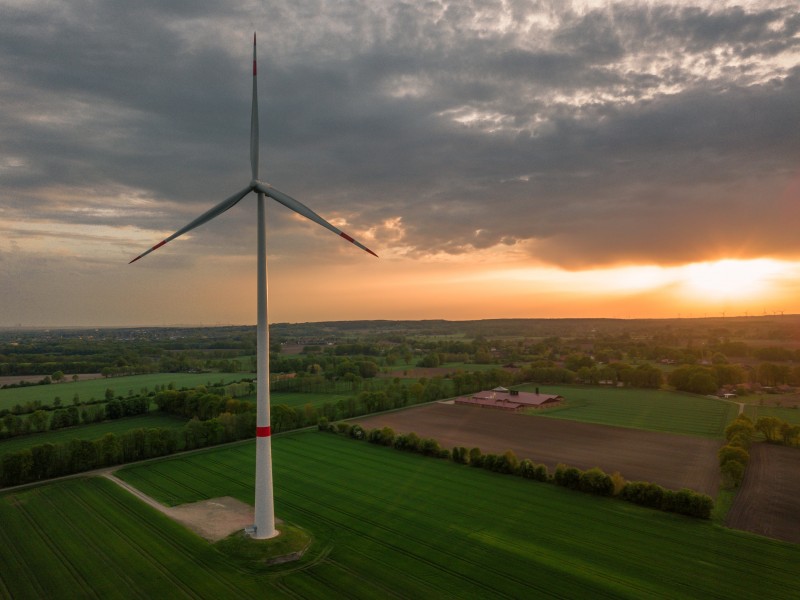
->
[678, 259, 785, 300]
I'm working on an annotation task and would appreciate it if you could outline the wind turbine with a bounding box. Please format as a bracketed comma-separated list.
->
[130, 33, 377, 539]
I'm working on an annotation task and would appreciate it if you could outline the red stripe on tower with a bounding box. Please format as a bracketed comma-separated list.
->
[256, 426, 271, 437]
[253, 33, 257, 76]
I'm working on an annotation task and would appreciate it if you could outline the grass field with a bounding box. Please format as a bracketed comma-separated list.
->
[90, 433, 800, 598]
[743, 404, 800, 425]
[0, 373, 244, 411]
[0, 413, 188, 456]
[518, 384, 739, 438]
[0, 477, 267, 599]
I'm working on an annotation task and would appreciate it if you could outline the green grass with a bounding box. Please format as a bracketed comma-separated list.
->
[114, 433, 800, 598]
[0, 477, 271, 599]
[743, 405, 800, 425]
[0, 413, 188, 456]
[0, 373, 245, 411]
[519, 384, 739, 438]
[2, 433, 798, 597]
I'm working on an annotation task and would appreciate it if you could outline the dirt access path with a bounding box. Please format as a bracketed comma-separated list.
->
[726, 443, 800, 544]
[103, 472, 253, 542]
[356, 402, 722, 496]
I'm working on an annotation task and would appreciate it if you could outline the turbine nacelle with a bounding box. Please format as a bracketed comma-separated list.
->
[130, 33, 377, 265]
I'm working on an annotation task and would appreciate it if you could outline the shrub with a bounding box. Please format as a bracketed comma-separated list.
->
[532, 463, 549, 482]
[452, 446, 469, 464]
[419, 438, 442, 457]
[468, 447, 484, 467]
[379, 426, 395, 446]
[621, 481, 666, 509]
[554, 464, 582, 490]
[518, 459, 536, 479]
[721, 459, 746, 489]
[718, 444, 749, 467]
[482, 453, 499, 471]
[724, 416, 755, 447]
[317, 417, 329, 431]
[393, 432, 421, 452]
[578, 467, 614, 496]
[336, 422, 352, 436]
[610, 471, 626, 495]
[501, 450, 519, 474]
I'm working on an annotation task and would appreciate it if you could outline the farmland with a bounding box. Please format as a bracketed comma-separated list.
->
[2, 432, 798, 598]
[0, 372, 245, 411]
[516, 384, 739, 438]
[357, 402, 722, 495]
[743, 404, 800, 425]
[727, 443, 800, 544]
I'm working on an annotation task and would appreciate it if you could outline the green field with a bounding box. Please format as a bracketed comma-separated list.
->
[743, 404, 800, 425]
[0, 477, 267, 599]
[35, 433, 786, 598]
[0, 413, 188, 456]
[0, 373, 245, 411]
[519, 385, 739, 438]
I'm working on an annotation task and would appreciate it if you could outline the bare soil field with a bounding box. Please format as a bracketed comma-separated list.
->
[356, 402, 721, 496]
[726, 443, 800, 544]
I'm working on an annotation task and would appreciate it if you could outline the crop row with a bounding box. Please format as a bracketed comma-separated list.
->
[114, 432, 800, 598]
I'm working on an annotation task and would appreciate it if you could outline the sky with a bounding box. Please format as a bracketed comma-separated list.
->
[1, 0, 799, 327]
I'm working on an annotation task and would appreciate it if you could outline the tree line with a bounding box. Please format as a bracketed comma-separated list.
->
[321, 420, 713, 519]
[1, 396, 149, 440]
[0, 410, 258, 487]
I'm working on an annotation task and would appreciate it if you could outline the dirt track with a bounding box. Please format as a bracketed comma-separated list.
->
[726, 443, 800, 544]
[104, 472, 253, 542]
[356, 402, 722, 496]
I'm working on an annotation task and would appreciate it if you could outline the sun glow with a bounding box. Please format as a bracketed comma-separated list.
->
[678, 259, 787, 300]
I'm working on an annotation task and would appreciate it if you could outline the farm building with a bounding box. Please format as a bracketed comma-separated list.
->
[455, 387, 562, 411]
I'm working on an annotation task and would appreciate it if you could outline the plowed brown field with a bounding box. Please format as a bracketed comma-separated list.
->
[726, 443, 800, 544]
[357, 402, 721, 496]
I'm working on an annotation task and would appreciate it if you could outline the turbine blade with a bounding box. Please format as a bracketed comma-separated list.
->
[129, 185, 253, 263]
[250, 32, 259, 181]
[253, 180, 378, 257]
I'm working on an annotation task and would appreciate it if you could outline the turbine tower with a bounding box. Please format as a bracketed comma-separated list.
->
[130, 34, 377, 539]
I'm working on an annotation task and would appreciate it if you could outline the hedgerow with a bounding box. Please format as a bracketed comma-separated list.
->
[324, 421, 713, 519]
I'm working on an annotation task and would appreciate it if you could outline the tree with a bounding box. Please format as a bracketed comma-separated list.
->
[721, 460, 745, 488]
[725, 416, 755, 447]
[1, 450, 33, 485]
[29, 410, 48, 433]
[718, 445, 749, 467]
[755, 416, 784, 442]
[97, 433, 122, 466]
[579, 467, 614, 496]
[52, 370, 65, 383]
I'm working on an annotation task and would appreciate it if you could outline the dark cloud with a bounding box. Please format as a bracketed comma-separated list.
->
[1, 0, 798, 275]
